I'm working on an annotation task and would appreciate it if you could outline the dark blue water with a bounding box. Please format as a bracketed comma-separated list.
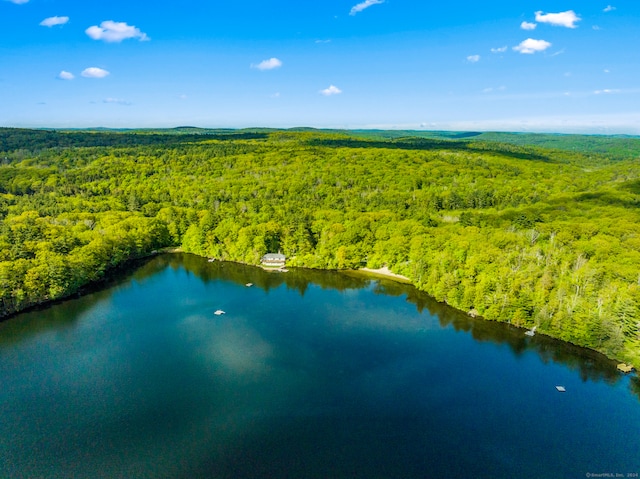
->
[1, 254, 639, 479]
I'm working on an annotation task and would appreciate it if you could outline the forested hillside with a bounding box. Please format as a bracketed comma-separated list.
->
[347, 129, 640, 161]
[1, 127, 639, 366]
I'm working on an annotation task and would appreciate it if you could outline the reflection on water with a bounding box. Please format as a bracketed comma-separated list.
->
[0, 252, 633, 395]
[149, 253, 626, 389]
[1, 253, 638, 479]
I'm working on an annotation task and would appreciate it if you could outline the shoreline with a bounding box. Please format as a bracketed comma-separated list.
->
[2, 250, 635, 370]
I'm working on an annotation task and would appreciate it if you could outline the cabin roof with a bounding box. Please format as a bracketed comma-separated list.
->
[262, 253, 286, 261]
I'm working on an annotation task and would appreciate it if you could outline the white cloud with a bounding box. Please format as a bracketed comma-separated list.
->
[178, 94, 188, 100]
[350, 0, 383, 16]
[513, 38, 552, 54]
[594, 89, 620, 94]
[103, 98, 132, 105]
[57, 71, 74, 80]
[521, 21, 537, 30]
[604, 5, 616, 12]
[604, 69, 610, 73]
[85, 21, 149, 42]
[81, 67, 110, 78]
[491, 46, 508, 53]
[467, 55, 480, 63]
[251, 58, 283, 71]
[7, 0, 29, 4]
[534, 10, 580, 28]
[592, 25, 601, 30]
[40, 16, 69, 27]
[315, 39, 331, 44]
[320, 85, 342, 96]
[270, 92, 281, 98]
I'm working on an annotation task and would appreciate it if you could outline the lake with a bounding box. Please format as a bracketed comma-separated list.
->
[1, 253, 639, 479]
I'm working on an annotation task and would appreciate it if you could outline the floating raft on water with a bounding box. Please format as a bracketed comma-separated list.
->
[245, 283, 253, 287]
[214, 310, 225, 315]
[555, 386, 566, 392]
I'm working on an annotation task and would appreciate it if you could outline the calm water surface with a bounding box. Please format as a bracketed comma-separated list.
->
[1, 254, 639, 479]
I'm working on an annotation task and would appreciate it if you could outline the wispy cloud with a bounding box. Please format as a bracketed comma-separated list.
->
[534, 10, 580, 28]
[513, 38, 552, 54]
[315, 39, 331, 44]
[86, 21, 149, 42]
[604, 5, 616, 12]
[521, 21, 537, 30]
[251, 57, 283, 71]
[7, 0, 29, 4]
[81, 67, 110, 78]
[594, 89, 620, 94]
[103, 98, 132, 105]
[483, 86, 507, 93]
[57, 71, 74, 80]
[422, 113, 640, 135]
[350, 0, 383, 16]
[320, 85, 342, 96]
[40, 16, 69, 27]
[347, 110, 640, 135]
[467, 55, 480, 63]
[491, 46, 508, 53]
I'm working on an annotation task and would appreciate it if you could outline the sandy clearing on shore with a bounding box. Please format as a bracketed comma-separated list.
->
[359, 266, 411, 282]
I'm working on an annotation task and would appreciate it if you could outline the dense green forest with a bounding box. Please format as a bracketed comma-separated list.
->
[0, 127, 639, 366]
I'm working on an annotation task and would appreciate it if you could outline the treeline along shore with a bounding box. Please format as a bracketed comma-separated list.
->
[0, 127, 639, 367]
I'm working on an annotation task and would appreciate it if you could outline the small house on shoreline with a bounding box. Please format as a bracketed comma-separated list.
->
[261, 253, 286, 268]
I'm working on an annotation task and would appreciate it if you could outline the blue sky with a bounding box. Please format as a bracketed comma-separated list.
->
[1, 0, 639, 133]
